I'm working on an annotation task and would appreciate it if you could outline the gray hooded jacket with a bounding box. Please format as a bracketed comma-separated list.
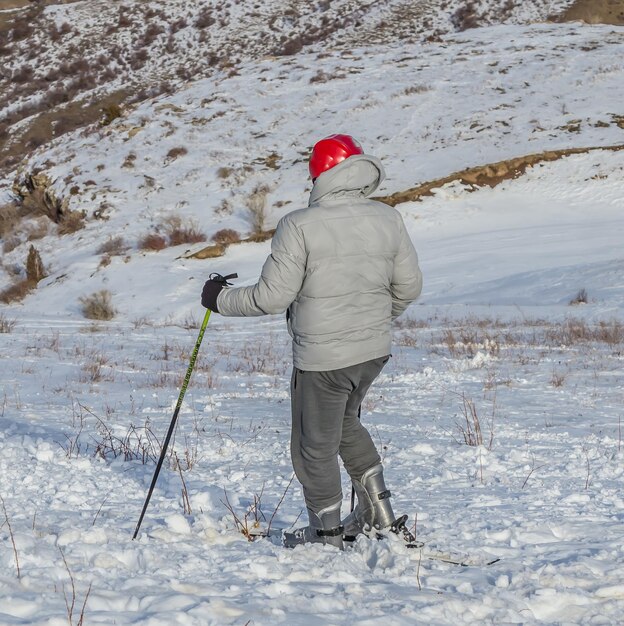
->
[217, 153, 423, 371]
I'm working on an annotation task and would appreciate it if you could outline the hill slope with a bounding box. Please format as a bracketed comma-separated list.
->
[1, 21, 623, 321]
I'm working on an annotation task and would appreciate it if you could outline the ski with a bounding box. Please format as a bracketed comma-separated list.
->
[420, 550, 501, 567]
[247, 526, 498, 566]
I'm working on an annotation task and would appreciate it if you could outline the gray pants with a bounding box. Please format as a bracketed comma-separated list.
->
[290, 356, 389, 513]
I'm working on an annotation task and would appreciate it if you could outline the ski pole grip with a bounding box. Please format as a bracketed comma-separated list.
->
[209, 272, 238, 286]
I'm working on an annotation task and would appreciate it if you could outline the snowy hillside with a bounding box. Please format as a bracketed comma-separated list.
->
[2, 22, 624, 321]
[1, 0, 577, 171]
[1, 10, 624, 626]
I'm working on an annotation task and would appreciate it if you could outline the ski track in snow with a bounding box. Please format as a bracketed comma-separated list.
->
[1, 18, 624, 626]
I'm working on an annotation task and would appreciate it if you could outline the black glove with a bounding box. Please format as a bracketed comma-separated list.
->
[201, 273, 238, 312]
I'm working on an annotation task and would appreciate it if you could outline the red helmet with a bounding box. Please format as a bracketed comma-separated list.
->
[309, 134, 364, 180]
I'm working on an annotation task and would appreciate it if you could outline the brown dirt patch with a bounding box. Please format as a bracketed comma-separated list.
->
[560, 0, 624, 25]
[375, 144, 624, 207]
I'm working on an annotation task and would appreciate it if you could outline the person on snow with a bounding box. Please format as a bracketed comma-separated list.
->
[201, 134, 423, 549]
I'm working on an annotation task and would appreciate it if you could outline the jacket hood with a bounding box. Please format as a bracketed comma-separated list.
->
[309, 153, 385, 205]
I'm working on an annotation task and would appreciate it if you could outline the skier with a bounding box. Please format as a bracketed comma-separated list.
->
[201, 134, 423, 549]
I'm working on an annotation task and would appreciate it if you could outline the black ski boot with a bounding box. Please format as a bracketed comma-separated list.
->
[283, 501, 344, 550]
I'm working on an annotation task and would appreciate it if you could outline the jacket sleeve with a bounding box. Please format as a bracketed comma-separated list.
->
[391, 216, 422, 319]
[216, 215, 306, 317]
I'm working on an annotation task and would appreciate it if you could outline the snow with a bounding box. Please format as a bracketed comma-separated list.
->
[1, 16, 624, 626]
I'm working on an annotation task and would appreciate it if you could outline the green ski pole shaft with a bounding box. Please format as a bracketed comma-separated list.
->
[133, 308, 212, 539]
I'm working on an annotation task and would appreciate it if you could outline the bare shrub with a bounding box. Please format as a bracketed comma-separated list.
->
[195, 7, 215, 28]
[0, 279, 35, 304]
[79, 290, 116, 321]
[122, 153, 136, 168]
[11, 65, 34, 84]
[569, 288, 588, 305]
[57, 210, 86, 235]
[80, 351, 111, 383]
[165, 146, 188, 162]
[141, 23, 165, 45]
[211, 228, 240, 245]
[551, 370, 566, 387]
[594, 320, 624, 345]
[0, 495, 20, 579]
[217, 167, 233, 179]
[403, 85, 430, 96]
[221, 488, 266, 541]
[0, 314, 17, 333]
[170, 17, 188, 33]
[455, 393, 494, 449]
[0, 201, 22, 236]
[96, 236, 128, 256]
[10, 19, 34, 41]
[59, 546, 92, 626]
[101, 104, 123, 126]
[163, 215, 206, 246]
[130, 48, 149, 70]
[26, 245, 46, 283]
[246, 184, 270, 235]
[139, 233, 167, 251]
[275, 36, 303, 56]
[451, 2, 481, 31]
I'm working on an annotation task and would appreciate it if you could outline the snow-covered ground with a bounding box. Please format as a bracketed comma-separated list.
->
[1, 18, 624, 626]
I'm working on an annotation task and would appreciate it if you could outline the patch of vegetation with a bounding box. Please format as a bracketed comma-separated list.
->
[101, 103, 123, 126]
[0, 314, 17, 333]
[79, 290, 116, 321]
[212, 228, 241, 245]
[25, 245, 46, 283]
[138, 233, 167, 251]
[96, 236, 129, 257]
[569, 289, 588, 306]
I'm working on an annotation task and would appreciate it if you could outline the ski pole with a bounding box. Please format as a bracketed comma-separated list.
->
[133, 273, 237, 539]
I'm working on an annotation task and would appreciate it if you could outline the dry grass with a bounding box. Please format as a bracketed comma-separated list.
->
[0, 494, 20, 579]
[79, 290, 116, 321]
[57, 210, 86, 235]
[100, 103, 122, 126]
[0, 201, 21, 238]
[455, 393, 494, 450]
[544, 319, 623, 347]
[551, 370, 566, 387]
[96, 236, 129, 256]
[441, 327, 502, 358]
[0, 313, 17, 333]
[165, 146, 188, 161]
[163, 215, 206, 247]
[216, 166, 233, 179]
[138, 233, 167, 251]
[0, 278, 35, 303]
[211, 228, 241, 245]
